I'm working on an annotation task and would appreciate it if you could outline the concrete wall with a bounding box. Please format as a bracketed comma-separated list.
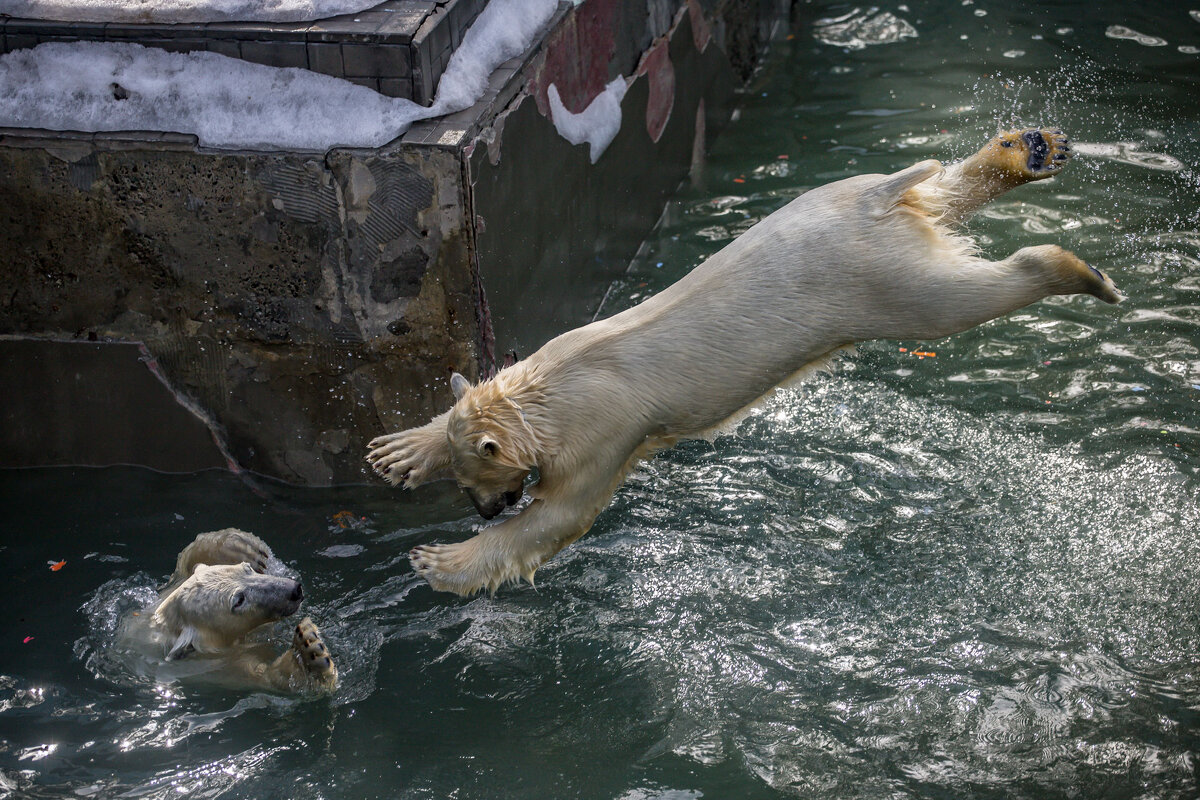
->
[471, 0, 744, 359]
[0, 0, 790, 484]
[0, 131, 480, 483]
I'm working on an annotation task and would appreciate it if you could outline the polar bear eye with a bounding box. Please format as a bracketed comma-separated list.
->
[231, 591, 246, 612]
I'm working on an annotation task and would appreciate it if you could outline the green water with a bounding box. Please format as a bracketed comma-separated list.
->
[3, 1, 1200, 797]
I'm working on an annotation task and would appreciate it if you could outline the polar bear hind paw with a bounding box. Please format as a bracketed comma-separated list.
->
[292, 617, 338, 690]
[410, 542, 525, 596]
[411, 544, 483, 595]
[987, 128, 1072, 179]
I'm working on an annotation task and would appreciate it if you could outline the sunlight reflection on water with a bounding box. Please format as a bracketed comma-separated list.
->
[2, 0, 1200, 797]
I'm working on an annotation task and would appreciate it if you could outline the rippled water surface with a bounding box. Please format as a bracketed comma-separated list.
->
[3, 1, 1200, 797]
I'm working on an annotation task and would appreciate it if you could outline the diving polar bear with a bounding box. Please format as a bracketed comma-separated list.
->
[367, 128, 1122, 596]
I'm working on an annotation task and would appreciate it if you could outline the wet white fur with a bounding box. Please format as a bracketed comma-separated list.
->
[121, 530, 336, 692]
[370, 140, 1120, 595]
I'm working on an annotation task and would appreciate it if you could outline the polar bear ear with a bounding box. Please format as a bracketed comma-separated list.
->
[478, 438, 499, 458]
[866, 159, 943, 215]
[450, 372, 471, 401]
[166, 626, 198, 661]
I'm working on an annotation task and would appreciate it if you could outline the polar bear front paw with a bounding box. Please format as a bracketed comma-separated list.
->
[366, 429, 446, 488]
[167, 529, 273, 592]
[292, 617, 338, 691]
[985, 128, 1073, 180]
[208, 529, 272, 573]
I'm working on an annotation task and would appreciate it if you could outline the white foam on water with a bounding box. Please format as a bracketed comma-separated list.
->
[1074, 141, 1185, 171]
[547, 77, 629, 163]
[812, 7, 918, 50]
[0, 0, 558, 150]
[1104, 25, 1168, 47]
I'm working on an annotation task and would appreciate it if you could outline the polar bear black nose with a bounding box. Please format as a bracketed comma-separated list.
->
[290, 581, 304, 603]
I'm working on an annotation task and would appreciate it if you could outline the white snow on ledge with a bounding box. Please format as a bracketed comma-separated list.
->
[547, 77, 628, 164]
[0, 0, 378, 24]
[0, 0, 557, 151]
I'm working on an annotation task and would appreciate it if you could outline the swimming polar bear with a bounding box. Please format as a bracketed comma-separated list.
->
[123, 529, 337, 693]
[367, 128, 1121, 596]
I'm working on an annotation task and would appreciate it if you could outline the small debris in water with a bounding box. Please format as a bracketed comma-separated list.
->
[332, 510, 365, 530]
[330, 510, 373, 533]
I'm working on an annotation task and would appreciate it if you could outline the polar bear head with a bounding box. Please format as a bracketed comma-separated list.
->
[445, 372, 537, 519]
[151, 563, 304, 660]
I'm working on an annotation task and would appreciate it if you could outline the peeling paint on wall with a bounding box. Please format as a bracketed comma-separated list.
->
[528, 0, 620, 116]
[688, 0, 712, 52]
[636, 36, 675, 143]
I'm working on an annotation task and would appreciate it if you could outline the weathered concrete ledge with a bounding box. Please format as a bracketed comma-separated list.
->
[0, 0, 487, 101]
[0, 0, 790, 484]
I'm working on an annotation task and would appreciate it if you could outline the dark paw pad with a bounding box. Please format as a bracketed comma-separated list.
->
[1018, 128, 1072, 175]
[292, 617, 337, 686]
[1022, 130, 1050, 171]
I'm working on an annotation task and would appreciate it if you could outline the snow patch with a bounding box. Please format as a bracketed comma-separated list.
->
[0, 0, 558, 151]
[426, 0, 558, 117]
[0, 0, 378, 23]
[547, 77, 628, 164]
[0, 43, 416, 150]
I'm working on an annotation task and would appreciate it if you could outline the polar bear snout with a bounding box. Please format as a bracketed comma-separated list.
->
[467, 486, 523, 519]
[232, 573, 304, 619]
[266, 578, 304, 618]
